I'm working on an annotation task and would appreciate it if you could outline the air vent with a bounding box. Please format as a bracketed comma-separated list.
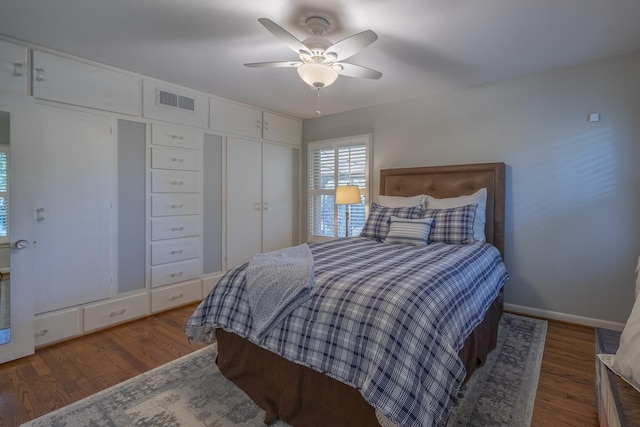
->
[157, 89, 196, 112]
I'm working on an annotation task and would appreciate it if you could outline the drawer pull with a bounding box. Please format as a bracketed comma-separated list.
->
[109, 308, 126, 318]
[171, 157, 185, 163]
[171, 135, 185, 140]
[170, 271, 184, 278]
[170, 204, 184, 209]
[170, 226, 184, 231]
[170, 181, 184, 186]
[35, 328, 49, 337]
[170, 249, 184, 255]
[171, 293, 184, 301]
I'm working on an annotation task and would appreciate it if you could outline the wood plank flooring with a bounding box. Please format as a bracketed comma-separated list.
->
[0, 305, 599, 427]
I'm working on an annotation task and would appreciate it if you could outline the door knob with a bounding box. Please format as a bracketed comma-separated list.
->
[14, 240, 30, 249]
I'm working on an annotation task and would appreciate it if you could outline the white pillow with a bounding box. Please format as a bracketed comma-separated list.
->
[425, 188, 487, 241]
[378, 194, 425, 208]
[598, 258, 640, 393]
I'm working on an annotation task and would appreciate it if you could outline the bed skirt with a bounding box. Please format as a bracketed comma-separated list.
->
[214, 290, 503, 427]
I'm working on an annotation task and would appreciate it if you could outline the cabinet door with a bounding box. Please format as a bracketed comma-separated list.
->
[209, 98, 262, 139]
[262, 112, 301, 146]
[226, 137, 262, 268]
[0, 40, 28, 95]
[262, 143, 293, 253]
[33, 105, 113, 314]
[32, 51, 140, 115]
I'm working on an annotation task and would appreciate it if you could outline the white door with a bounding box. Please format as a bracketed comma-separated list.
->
[262, 142, 293, 253]
[226, 137, 261, 268]
[0, 92, 35, 363]
[33, 105, 113, 314]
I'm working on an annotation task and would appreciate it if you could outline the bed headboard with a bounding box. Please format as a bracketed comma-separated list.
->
[379, 162, 506, 256]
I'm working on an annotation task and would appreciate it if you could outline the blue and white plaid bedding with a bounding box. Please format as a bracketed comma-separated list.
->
[185, 237, 509, 427]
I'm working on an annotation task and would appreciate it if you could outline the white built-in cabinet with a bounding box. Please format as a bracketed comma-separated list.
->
[0, 39, 28, 95]
[226, 137, 295, 268]
[149, 123, 204, 311]
[0, 41, 301, 356]
[210, 97, 302, 146]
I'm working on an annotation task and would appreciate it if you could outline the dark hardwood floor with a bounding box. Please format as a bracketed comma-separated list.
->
[0, 304, 599, 427]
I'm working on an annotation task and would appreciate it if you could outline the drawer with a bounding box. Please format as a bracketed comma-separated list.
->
[151, 170, 200, 193]
[151, 146, 200, 171]
[83, 293, 149, 332]
[151, 280, 202, 312]
[34, 308, 82, 347]
[151, 258, 201, 288]
[151, 193, 200, 216]
[152, 123, 202, 150]
[151, 216, 200, 240]
[151, 237, 200, 265]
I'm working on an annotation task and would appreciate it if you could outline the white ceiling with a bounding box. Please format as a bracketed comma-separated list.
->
[2, 0, 640, 119]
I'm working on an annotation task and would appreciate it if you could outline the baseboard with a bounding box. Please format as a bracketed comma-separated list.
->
[504, 303, 626, 331]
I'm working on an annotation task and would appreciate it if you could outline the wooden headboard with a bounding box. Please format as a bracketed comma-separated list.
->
[379, 162, 506, 256]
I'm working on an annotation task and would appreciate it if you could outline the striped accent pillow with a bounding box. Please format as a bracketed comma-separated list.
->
[360, 203, 424, 241]
[385, 216, 435, 245]
[423, 204, 477, 244]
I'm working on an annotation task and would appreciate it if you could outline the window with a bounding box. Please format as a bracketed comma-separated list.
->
[308, 134, 370, 241]
[0, 147, 7, 244]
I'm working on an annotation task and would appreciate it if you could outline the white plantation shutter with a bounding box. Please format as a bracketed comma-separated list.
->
[0, 149, 7, 243]
[308, 134, 370, 241]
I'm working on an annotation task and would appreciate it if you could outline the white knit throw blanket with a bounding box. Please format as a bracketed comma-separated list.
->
[245, 244, 315, 340]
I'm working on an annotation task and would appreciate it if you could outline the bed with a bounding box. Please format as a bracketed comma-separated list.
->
[186, 162, 508, 427]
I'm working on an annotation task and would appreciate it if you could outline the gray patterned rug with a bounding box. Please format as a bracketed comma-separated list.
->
[21, 313, 546, 427]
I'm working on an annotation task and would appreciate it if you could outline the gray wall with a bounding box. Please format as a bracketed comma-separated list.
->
[302, 51, 640, 325]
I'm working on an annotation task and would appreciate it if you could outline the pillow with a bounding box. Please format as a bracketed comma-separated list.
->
[378, 194, 425, 208]
[385, 216, 434, 246]
[360, 203, 424, 241]
[598, 258, 640, 393]
[425, 188, 487, 241]
[422, 204, 477, 245]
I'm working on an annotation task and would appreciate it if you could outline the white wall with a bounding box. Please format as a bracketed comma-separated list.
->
[302, 51, 640, 325]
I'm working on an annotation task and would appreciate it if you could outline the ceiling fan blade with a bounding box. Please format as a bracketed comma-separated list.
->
[326, 30, 378, 61]
[244, 61, 301, 68]
[258, 18, 310, 55]
[337, 62, 382, 80]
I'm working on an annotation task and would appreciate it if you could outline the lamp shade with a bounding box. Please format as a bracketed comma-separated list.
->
[335, 185, 361, 205]
[297, 63, 339, 88]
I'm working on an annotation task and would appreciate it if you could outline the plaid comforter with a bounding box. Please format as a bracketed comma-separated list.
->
[185, 237, 509, 427]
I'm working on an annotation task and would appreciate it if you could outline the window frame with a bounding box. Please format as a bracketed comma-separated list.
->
[307, 134, 370, 242]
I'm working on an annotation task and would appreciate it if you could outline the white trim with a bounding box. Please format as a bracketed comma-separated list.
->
[504, 303, 626, 331]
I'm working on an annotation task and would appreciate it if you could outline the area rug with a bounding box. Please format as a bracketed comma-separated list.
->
[21, 313, 547, 427]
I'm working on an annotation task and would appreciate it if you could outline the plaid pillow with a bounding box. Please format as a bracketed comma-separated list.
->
[385, 216, 434, 246]
[360, 203, 424, 241]
[423, 204, 477, 244]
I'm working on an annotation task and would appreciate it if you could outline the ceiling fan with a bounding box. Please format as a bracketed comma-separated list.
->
[245, 17, 382, 89]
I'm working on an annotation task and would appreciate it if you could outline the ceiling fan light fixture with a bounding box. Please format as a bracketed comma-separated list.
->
[297, 62, 339, 88]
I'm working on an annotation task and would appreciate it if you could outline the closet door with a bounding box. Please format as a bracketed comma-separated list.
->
[226, 137, 261, 268]
[33, 105, 113, 314]
[262, 142, 293, 253]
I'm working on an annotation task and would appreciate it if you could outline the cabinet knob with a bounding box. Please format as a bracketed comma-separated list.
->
[170, 271, 184, 278]
[255, 202, 261, 211]
[12, 63, 23, 77]
[171, 134, 185, 140]
[170, 249, 184, 255]
[35, 67, 45, 82]
[170, 226, 184, 231]
[256, 120, 261, 129]
[263, 201, 269, 211]
[264, 121, 269, 131]
[170, 293, 184, 301]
